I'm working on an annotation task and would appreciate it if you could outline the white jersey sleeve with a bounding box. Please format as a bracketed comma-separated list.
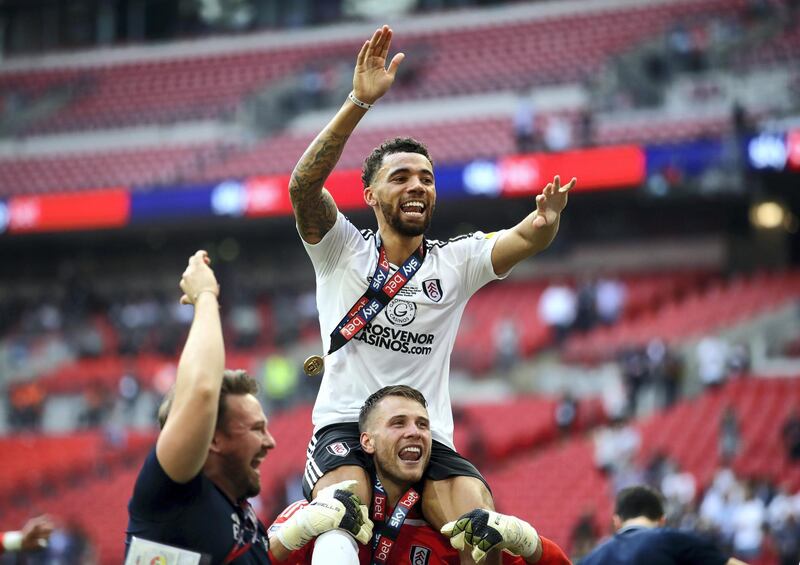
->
[299, 212, 366, 280]
[439, 230, 510, 302]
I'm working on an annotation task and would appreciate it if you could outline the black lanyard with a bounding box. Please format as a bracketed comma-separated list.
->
[328, 235, 426, 355]
[370, 477, 421, 565]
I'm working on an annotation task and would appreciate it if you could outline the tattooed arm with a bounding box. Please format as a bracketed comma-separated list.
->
[289, 117, 355, 244]
[290, 25, 404, 244]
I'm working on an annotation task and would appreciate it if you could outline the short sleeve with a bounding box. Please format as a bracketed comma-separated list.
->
[128, 449, 202, 522]
[300, 212, 365, 279]
[455, 230, 511, 298]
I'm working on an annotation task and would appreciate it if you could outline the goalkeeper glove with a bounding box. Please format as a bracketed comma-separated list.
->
[441, 509, 540, 563]
[276, 480, 373, 550]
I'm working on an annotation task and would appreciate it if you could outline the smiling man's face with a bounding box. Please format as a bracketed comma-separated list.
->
[361, 394, 432, 487]
[367, 152, 436, 238]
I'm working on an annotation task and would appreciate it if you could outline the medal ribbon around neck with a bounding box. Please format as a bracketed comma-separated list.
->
[370, 476, 421, 565]
[305, 235, 426, 376]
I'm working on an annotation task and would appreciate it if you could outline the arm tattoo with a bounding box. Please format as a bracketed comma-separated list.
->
[290, 130, 350, 241]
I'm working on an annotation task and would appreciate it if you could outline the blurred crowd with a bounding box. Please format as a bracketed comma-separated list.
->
[574, 407, 800, 564]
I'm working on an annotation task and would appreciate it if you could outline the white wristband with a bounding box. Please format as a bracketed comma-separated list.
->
[348, 91, 373, 110]
[2, 531, 23, 552]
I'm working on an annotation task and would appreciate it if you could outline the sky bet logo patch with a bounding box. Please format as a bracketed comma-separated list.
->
[410, 545, 431, 565]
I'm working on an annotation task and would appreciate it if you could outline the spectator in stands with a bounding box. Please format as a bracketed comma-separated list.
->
[697, 336, 730, 388]
[782, 407, 800, 461]
[46, 518, 94, 564]
[538, 281, 577, 344]
[719, 406, 741, 464]
[118, 372, 141, 416]
[593, 418, 641, 478]
[513, 90, 537, 153]
[659, 459, 697, 523]
[9, 381, 45, 430]
[569, 510, 598, 562]
[542, 115, 572, 153]
[730, 482, 765, 560]
[578, 108, 594, 148]
[618, 346, 648, 417]
[595, 275, 625, 325]
[125, 251, 371, 563]
[699, 467, 745, 549]
[660, 346, 683, 408]
[770, 511, 800, 565]
[493, 317, 520, 373]
[726, 342, 750, 379]
[261, 353, 300, 413]
[229, 300, 263, 349]
[573, 276, 597, 332]
[554, 392, 578, 436]
[580, 485, 749, 565]
[81, 383, 113, 428]
[0, 515, 53, 556]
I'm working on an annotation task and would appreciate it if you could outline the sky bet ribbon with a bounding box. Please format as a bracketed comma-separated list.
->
[304, 235, 426, 376]
[371, 477, 421, 565]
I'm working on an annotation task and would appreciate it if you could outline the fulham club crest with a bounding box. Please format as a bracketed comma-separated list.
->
[422, 279, 443, 303]
[410, 546, 431, 565]
[326, 442, 350, 457]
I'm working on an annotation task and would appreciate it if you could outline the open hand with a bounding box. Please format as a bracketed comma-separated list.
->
[21, 515, 54, 551]
[532, 175, 576, 229]
[352, 25, 405, 105]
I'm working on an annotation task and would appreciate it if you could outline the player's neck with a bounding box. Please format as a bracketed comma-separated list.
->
[379, 228, 424, 266]
[376, 471, 413, 509]
[205, 467, 240, 506]
[619, 517, 661, 530]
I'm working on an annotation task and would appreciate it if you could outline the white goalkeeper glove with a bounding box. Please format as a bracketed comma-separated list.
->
[276, 480, 372, 550]
[441, 509, 540, 563]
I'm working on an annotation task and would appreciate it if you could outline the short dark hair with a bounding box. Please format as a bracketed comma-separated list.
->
[614, 485, 665, 522]
[361, 137, 433, 188]
[358, 385, 427, 432]
[157, 369, 259, 430]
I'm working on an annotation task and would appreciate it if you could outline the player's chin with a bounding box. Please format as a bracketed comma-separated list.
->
[397, 216, 430, 236]
[398, 461, 426, 482]
[244, 476, 261, 499]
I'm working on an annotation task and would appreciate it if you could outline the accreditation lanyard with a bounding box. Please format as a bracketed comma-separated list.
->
[370, 478, 421, 565]
[328, 236, 426, 355]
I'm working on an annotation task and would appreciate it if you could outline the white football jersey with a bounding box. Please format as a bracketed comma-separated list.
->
[302, 212, 509, 449]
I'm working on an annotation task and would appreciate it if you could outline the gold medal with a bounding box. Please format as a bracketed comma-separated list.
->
[303, 355, 325, 377]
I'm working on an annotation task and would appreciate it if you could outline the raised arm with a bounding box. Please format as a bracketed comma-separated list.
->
[289, 24, 404, 244]
[155, 250, 224, 483]
[491, 175, 576, 275]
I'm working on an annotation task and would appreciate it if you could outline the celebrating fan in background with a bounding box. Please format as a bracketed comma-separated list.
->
[0, 515, 53, 555]
[580, 485, 749, 565]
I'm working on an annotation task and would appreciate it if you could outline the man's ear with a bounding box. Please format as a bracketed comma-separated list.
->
[364, 186, 378, 207]
[360, 431, 375, 455]
[209, 429, 224, 454]
[612, 514, 622, 530]
[658, 516, 667, 527]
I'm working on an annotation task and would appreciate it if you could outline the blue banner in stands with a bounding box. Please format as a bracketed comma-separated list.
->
[129, 185, 216, 223]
